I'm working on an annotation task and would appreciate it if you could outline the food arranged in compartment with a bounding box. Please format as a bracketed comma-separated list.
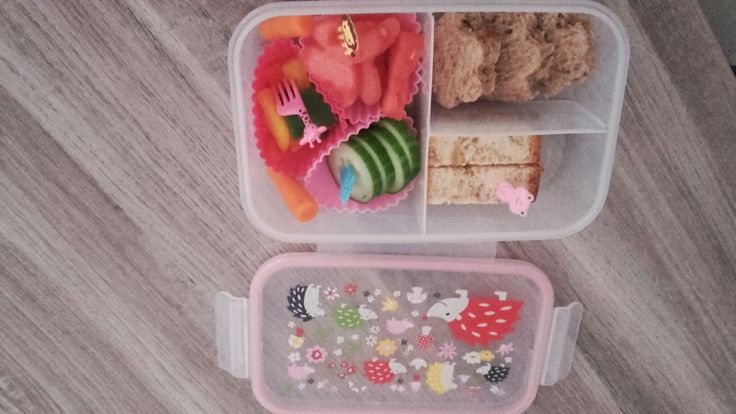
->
[432, 12, 595, 108]
[427, 135, 541, 216]
[248, 10, 602, 223]
[328, 118, 421, 203]
[252, 13, 426, 220]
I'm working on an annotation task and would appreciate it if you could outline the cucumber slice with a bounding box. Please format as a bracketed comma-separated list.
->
[365, 127, 411, 193]
[377, 118, 421, 181]
[377, 118, 421, 177]
[352, 133, 395, 195]
[328, 138, 382, 203]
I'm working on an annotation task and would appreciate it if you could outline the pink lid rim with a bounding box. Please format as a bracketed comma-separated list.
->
[248, 253, 555, 414]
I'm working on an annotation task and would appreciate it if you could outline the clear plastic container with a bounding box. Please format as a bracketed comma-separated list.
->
[216, 254, 583, 414]
[229, 0, 630, 243]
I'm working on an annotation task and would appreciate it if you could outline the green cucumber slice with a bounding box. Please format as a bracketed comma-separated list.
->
[365, 127, 411, 193]
[328, 138, 381, 203]
[377, 118, 421, 181]
[352, 134, 395, 195]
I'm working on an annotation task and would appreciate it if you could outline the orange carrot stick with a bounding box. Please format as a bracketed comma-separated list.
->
[267, 168, 319, 222]
[258, 16, 315, 40]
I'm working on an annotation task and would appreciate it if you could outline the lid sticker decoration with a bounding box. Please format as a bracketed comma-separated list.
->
[334, 304, 365, 329]
[281, 282, 521, 398]
[288, 284, 326, 321]
[426, 362, 458, 395]
[426, 290, 522, 345]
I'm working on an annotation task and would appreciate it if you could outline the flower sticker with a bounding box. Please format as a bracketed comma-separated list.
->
[374, 289, 382, 296]
[411, 310, 420, 318]
[306, 345, 327, 363]
[393, 290, 401, 297]
[505, 357, 513, 364]
[437, 342, 458, 360]
[288, 352, 301, 363]
[369, 325, 381, 334]
[496, 343, 514, 356]
[462, 351, 482, 365]
[365, 335, 378, 346]
[333, 349, 343, 356]
[344, 283, 358, 295]
[288, 321, 296, 328]
[324, 287, 340, 300]
[479, 350, 495, 362]
[336, 336, 344, 344]
[376, 339, 398, 357]
[367, 296, 375, 303]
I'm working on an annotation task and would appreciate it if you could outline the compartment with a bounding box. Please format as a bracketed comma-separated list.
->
[425, 133, 610, 240]
[234, 11, 434, 242]
[229, 1, 629, 243]
[221, 254, 582, 414]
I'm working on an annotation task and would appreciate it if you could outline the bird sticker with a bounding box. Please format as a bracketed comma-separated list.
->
[287, 284, 326, 322]
[426, 290, 522, 346]
[337, 14, 358, 57]
[406, 287, 428, 304]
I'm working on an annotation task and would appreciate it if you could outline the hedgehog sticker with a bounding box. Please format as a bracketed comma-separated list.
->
[287, 284, 326, 322]
[426, 290, 522, 346]
[425, 362, 458, 395]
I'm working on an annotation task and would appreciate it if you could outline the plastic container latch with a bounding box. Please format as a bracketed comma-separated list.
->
[540, 302, 583, 386]
[215, 292, 249, 379]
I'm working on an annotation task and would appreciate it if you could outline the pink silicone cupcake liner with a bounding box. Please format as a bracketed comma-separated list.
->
[299, 13, 422, 124]
[303, 117, 419, 213]
[251, 38, 346, 177]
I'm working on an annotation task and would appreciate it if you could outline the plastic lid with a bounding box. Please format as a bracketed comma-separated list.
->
[216, 253, 582, 414]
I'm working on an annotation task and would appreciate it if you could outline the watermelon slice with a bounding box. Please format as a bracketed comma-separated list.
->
[382, 31, 424, 119]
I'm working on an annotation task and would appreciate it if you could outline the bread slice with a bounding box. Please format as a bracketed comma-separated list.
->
[427, 164, 541, 205]
[429, 135, 541, 167]
[432, 13, 486, 108]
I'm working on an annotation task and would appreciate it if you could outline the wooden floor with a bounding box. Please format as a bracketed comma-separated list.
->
[1, 1, 735, 413]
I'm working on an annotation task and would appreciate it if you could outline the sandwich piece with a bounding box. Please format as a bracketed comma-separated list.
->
[432, 13, 486, 109]
[427, 164, 541, 205]
[431, 12, 595, 107]
[429, 135, 541, 167]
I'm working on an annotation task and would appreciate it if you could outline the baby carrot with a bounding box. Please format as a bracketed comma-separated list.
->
[267, 168, 319, 222]
[258, 16, 315, 40]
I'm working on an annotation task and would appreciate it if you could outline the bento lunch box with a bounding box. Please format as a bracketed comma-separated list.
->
[218, 0, 630, 412]
[216, 254, 582, 414]
[229, 0, 629, 243]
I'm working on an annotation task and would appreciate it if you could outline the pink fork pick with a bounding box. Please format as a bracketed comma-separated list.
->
[274, 78, 327, 149]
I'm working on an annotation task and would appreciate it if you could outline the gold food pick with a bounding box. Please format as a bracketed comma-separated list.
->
[337, 14, 358, 57]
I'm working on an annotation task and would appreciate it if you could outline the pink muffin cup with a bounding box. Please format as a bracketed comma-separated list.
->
[303, 117, 420, 213]
[299, 13, 423, 124]
[251, 38, 346, 178]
